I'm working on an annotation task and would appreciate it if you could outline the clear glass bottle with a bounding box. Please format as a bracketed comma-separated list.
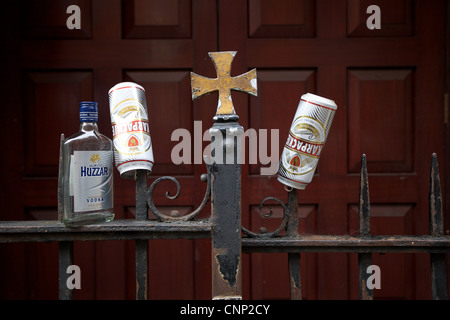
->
[62, 101, 114, 227]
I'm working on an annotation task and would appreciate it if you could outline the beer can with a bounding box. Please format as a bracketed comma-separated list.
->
[277, 93, 337, 189]
[108, 82, 154, 178]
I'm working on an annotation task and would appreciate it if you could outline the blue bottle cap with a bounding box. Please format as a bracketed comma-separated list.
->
[80, 101, 98, 122]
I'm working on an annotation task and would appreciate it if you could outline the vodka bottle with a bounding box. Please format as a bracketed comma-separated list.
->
[62, 101, 114, 226]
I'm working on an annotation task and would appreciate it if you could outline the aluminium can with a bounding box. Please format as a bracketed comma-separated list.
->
[108, 82, 154, 178]
[277, 93, 337, 189]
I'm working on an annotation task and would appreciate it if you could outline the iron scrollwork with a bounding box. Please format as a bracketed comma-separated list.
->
[241, 194, 292, 238]
[147, 164, 212, 221]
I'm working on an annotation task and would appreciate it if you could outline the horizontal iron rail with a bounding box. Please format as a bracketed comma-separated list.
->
[0, 219, 211, 242]
[242, 235, 450, 253]
[1, 219, 449, 254]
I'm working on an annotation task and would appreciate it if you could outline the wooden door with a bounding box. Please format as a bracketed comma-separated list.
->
[0, 0, 447, 300]
[219, 0, 447, 299]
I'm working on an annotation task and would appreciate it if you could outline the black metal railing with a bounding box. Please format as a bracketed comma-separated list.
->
[0, 152, 448, 300]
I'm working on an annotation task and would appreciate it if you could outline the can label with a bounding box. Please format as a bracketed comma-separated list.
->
[283, 116, 325, 173]
[71, 151, 113, 212]
[278, 93, 337, 189]
[109, 82, 154, 178]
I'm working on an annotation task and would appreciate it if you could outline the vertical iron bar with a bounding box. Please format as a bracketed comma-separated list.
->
[210, 121, 243, 300]
[57, 134, 75, 300]
[286, 188, 302, 300]
[58, 134, 65, 222]
[429, 153, 448, 300]
[135, 170, 149, 300]
[359, 155, 370, 238]
[59, 241, 74, 300]
[358, 154, 373, 300]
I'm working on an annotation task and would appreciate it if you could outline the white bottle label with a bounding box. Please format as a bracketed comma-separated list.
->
[72, 151, 113, 213]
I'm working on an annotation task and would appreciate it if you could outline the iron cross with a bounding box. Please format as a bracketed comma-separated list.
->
[191, 51, 257, 117]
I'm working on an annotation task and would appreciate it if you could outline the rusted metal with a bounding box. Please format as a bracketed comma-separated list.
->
[135, 170, 148, 221]
[242, 235, 450, 253]
[288, 253, 302, 300]
[0, 219, 211, 243]
[358, 252, 373, 300]
[241, 196, 288, 238]
[286, 189, 302, 300]
[358, 154, 373, 300]
[3, 220, 448, 251]
[210, 122, 244, 300]
[429, 153, 443, 237]
[135, 238, 148, 300]
[2, 223, 449, 252]
[191, 51, 257, 118]
[147, 167, 211, 221]
[191, 51, 259, 300]
[30, 146, 450, 300]
[429, 153, 448, 300]
[135, 170, 150, 300]
[359, 155, 370, 238]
